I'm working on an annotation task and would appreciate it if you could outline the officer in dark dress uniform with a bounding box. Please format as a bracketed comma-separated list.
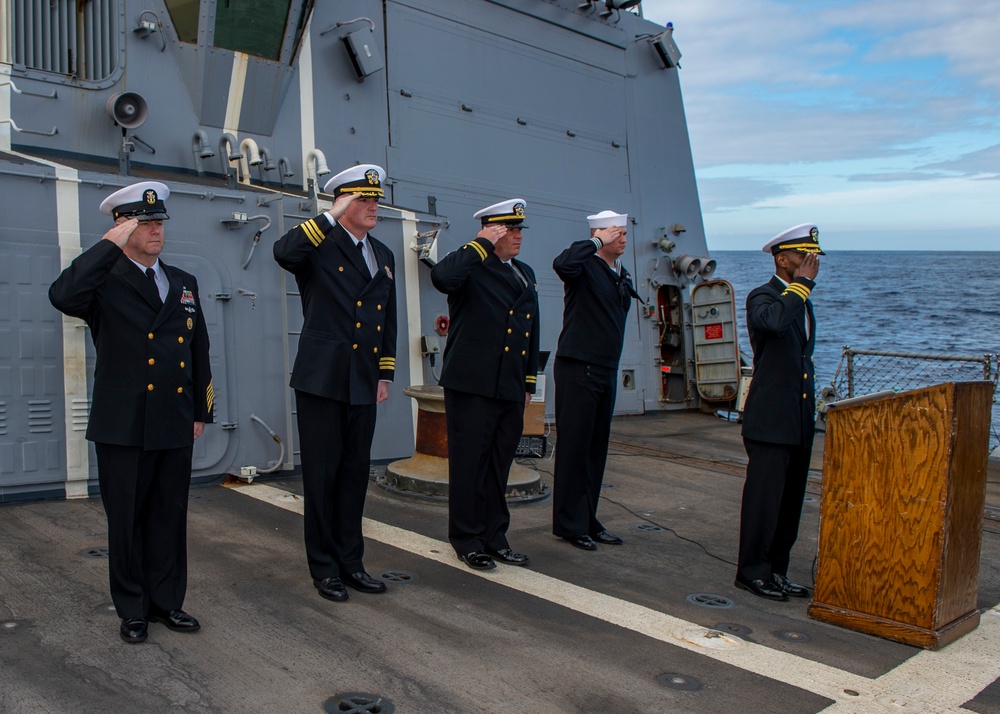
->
[431, 199, 539, 570]
[49, 181, 214, 643]
[273, 164, 397, 602]
[551, 210, 641, 550]
[736, 223, 823, 601]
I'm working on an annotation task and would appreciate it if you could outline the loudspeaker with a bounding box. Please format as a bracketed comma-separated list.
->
[699, 258, 717, 280]
[673, 255, 702, 279]
[106, 92, 148, 129]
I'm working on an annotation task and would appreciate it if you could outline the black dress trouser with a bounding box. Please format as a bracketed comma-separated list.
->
[444, 388, 523, 556]
[737, 437, 813, 582]
[295, 390, 377, 581]
[552, 356, 616, 538]
[95, 442, 193, 619]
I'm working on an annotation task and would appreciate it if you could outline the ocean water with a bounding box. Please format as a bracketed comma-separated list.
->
[709, 251, 1000, 447]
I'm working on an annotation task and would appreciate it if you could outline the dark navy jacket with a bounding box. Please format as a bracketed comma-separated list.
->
[740, 275, 817, 447]
[49, 239, 214, 450]
[552, 238, 640, 368]
[431, 237, 540, 401]
[273, 214, 397, 405]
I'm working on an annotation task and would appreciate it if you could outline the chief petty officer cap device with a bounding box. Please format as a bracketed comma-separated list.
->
[762, 223, 825, 255]
[100, 181, 170, 221]
[587, 210, 628, 229]
[474, 198, 529, 229]
[323, 164, 385, 198]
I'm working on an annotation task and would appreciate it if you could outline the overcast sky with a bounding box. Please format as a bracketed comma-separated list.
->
[638, 0, 1000, 251]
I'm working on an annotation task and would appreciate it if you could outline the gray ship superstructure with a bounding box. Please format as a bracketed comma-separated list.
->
[0, 0, 721, 501]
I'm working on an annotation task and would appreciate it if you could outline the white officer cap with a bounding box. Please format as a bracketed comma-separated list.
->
[322, 164, 385, 198]
[762, 223, 825, 255]
[587, 210, 627, 229]
[99, 181, 170, 221]
[473, 198, 528, 228]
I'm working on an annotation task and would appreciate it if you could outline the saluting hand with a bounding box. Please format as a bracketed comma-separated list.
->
[477, 224, 507, 245]
[793, 253, 820, 281]
[325, 192, 360, 222]
[103, 218, 139, 249]
[593, 227, 617, 247]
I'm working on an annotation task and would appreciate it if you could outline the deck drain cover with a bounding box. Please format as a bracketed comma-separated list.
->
[656, 673, 702, 691]
[79, 546, 109, 558]
[324, 693, 394, 713]
[685, 593, 734, 609]
[775, 630, 811, 642]
[713, 622, 753, 639]
[635, 523, 664, 532]
[379, 570, 417, 584]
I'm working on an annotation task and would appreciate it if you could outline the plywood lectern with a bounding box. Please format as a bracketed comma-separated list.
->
[808, 381, 993, 649]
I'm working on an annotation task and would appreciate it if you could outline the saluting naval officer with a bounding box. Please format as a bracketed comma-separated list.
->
[551, 210, 641, 550]
[49, 181, 214, 644]
[431, 199, 540, 570]
[273, 164, 397, 602]
[736, 223, 823, 601]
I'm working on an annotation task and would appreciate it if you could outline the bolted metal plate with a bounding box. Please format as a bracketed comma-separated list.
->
[324, 693, 394, 713]
[685, 593, 734, 609]
[656, 673, 702, 691]
[379, 570, 418, 584]
[79, 546, 109, 558]
[713, 622, 753, 640]
[635, 523, 664, 532]
[775, 630, 811, 643]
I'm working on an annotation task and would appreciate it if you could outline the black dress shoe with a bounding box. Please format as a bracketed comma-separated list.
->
[148, 608, 201, 632]
[734, 575, 788, 601]
[592, 530, 624, 545]
[314, 577, 349, 601]
[458, 551, 497, 570]
[486, 547, 530, 566]
[772, 574, 812, 598]
[119, 617, 148, 644]
[344, 571, 388, 593]
[563, 535, 597, 551]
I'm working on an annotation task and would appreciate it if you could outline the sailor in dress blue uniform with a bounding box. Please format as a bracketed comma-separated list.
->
[49, 181, 214, 643]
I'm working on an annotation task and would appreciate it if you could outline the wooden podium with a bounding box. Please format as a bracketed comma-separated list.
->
[808, 381, 993, 649]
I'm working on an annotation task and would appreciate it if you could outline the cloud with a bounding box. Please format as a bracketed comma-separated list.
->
[916, 143, 1000, 177]
[697, 176, 793, 211]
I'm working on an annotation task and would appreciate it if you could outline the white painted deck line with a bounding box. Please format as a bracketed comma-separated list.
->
[235, 482, 999, 712]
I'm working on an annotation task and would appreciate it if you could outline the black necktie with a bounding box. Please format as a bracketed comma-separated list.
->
[508, 263, 527, 287]
[144, 267, 162, 304]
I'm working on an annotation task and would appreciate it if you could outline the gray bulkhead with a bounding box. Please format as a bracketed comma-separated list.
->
[0, 0, 710, 502]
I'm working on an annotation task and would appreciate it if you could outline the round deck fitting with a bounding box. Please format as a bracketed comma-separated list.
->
[379, 385, 547, 504]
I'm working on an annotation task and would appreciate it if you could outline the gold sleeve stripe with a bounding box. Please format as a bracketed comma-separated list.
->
[206, 381, 215, 412]
[465, 240, 488, 261]
[301, 219, 325, 247]
[783, 283, 811, 301]
[525, 375, 537, 383]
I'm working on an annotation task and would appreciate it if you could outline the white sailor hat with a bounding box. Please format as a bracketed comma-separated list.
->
[474, 198, 528, 228]
[762, 223, 825, 255]
[99, 181, 170, 221]
[322, 164, 385, 198]
[587, 210, 627, 229]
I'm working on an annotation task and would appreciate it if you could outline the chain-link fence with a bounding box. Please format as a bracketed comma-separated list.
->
[825, 348, 999, 449]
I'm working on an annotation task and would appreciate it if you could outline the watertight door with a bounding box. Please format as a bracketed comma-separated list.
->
[691, 280, 741, 402]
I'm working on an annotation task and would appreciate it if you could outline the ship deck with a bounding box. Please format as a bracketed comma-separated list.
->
[2, 411, 998, 713]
